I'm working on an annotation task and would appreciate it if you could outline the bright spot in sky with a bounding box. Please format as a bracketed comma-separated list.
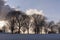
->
[0, 21, 6, 29]
[4, 0, 7, 1]
[26, 9, 44, 16]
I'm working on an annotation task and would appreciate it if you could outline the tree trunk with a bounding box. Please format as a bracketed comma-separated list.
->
[11, 19, 14, 34]
[16, 17, 21, 34]
[34, 26, 40, 34]
[18, 21, 21, 34]
[40, 27, 42, 34]
[27, 28, 29, 34]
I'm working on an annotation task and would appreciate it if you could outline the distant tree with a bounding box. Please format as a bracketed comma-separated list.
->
[16, 11, 25, 34]
[44, 22, 49, 34]
[6, 10, 21, 34]
[48, 21, 55, 34]
[18, 14, 30, 34]
[32, 14, 46, 34]
[56, 22, 60, 33]
[48, 21, 54, 27]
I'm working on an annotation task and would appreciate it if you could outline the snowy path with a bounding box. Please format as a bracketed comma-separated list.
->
[0, 34, 60, 40]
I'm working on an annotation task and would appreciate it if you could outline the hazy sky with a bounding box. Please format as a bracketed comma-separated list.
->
[6, 0, 60, 22]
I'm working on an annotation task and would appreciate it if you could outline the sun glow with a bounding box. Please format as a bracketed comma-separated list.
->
[0, 21, 6, 29]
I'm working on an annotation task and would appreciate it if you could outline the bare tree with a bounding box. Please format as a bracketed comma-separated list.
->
[56, 22, 60, 33]
[18, 14, 30, 34]
[48, 21, 56, 34]
[31, 14, 46, 34]
[6, 10, 21, 34]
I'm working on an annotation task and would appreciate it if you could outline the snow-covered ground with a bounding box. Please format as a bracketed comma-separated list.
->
[0, 34, 60, 40]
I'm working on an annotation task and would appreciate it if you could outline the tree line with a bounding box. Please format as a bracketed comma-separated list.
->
[0, 10, 60, 34]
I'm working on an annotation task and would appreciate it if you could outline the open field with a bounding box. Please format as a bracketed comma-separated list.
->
[0, 33, 60, 40]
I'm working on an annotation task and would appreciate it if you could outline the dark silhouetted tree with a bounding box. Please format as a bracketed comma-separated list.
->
[48, 21, 56, 34]
[32, 14, 46, 34]
[6, 10, 21, 34]
[18, 14, 30, 34]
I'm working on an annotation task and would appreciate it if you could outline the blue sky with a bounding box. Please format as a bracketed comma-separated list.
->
[6, 0, 60, 22]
